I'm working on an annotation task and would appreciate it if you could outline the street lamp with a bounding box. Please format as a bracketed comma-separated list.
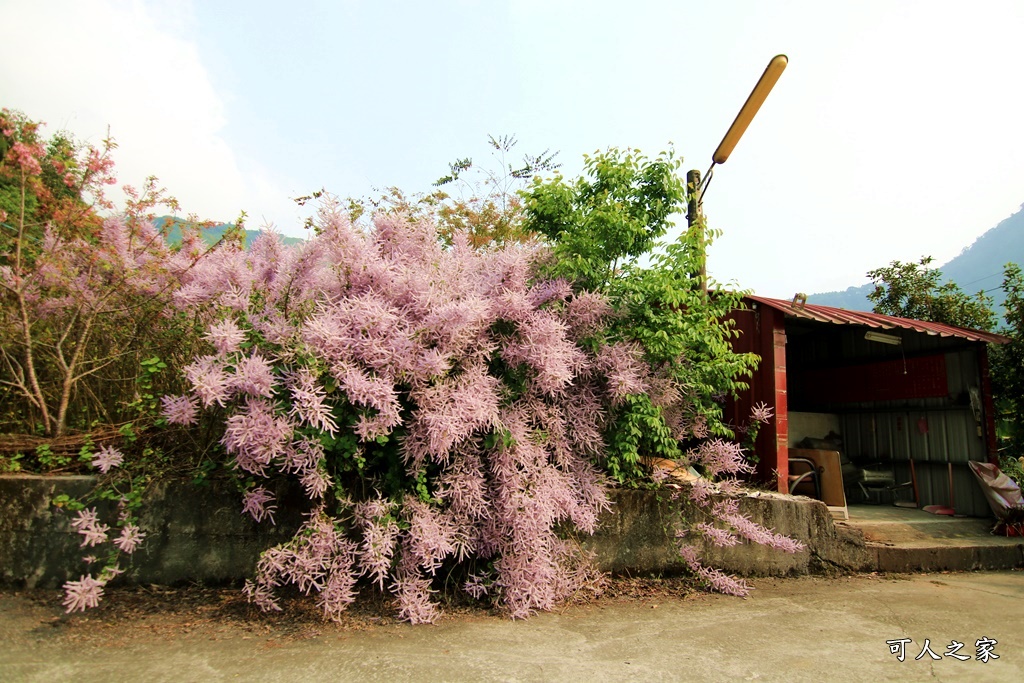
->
[688, 54, 788, 291]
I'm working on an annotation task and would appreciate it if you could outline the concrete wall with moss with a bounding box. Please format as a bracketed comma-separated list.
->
[0, 475, 872, 589]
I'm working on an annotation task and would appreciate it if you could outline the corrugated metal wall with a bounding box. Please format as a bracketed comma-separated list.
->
[840, 407, 987, 516]
[786, 323, 992, 517]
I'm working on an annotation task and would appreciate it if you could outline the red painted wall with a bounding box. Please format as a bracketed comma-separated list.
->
[725, 304, 787, 492]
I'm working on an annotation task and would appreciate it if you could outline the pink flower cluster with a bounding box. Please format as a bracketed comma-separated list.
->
[62, 575, 105, 613]
[241, 486, 277, 524]
[9, 140, 44, 175]
[71, 508, 109, 547]
[669, 425, 804, 597]
[113, 523, 146, 553]
[91, 445, 124, 474]
[63, 507, 145, 612]
[353, 497, 400, 589]
[244, 510, 359, 620]
[169, 203, 623, 622]
[13, 213, 207, 331]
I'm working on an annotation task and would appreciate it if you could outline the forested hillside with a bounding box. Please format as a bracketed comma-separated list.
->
[811, 204, 1024, 313]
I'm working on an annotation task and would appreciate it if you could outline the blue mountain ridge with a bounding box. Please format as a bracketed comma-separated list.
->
[809, 204, 1024, 314]
[153, 216, 304, 250]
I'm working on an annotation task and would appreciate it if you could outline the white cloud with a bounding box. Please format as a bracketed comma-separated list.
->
[0, 0, 283, 225]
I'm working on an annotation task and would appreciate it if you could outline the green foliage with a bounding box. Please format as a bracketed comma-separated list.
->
[51, 493, 85, 512]
[999, 454, 1024, 487]
[605, 393, 680, 482]
[867, 256, 996, 331]
[526, 147, 685, 291]
[0, 451, 24, 472]
[612, 239, 753, 389]
[40, 131, 83, 205]
[130, 357, 168, 416]
[991, 263, 1024, 459]
[77, 435, 95, 463]
[34, 443, 70, 470]
[0, 109, 44, 237]
[524, 147, 759, 483]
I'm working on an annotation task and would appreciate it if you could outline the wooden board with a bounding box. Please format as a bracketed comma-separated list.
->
[789, 448, 849, 515]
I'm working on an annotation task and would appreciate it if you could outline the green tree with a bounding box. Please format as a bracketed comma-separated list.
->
[866, 256, 996, 331]
[523, 147, 759, 482]
[526, 147, 684, 291]
[990, 264, 1024, 473]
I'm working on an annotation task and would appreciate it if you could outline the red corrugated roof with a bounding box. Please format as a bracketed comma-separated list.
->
[746, 295, 1010, 344]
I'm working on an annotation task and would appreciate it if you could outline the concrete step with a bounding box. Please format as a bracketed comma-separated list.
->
[842, 505, 1024, 572]
[868, 541, 1024, 572]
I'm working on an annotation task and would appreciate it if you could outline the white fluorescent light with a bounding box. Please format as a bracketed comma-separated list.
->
[865, 331, 901, 346]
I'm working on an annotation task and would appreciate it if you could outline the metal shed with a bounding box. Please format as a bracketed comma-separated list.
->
[726, 295, 1009, 517]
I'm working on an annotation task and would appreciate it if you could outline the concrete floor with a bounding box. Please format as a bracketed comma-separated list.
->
[845, 503, 1017, 546]
[2, 571, 1021, 682]
[848, 503, 993, 524]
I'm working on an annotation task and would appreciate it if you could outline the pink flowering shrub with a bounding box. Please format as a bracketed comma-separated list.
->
[0, 108, 210, 440]
[161, 148, 803, 616]
[60, 445, 148, 612]
[21, 124, 803, 617]
[166, 200, 619, 621]
[669, 403, 804, 596]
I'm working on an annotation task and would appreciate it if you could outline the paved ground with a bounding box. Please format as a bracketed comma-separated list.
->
[846, 504, 1019, 546]
[2, 570, 1020, 682]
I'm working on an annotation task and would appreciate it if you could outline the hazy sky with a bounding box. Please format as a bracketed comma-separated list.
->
[4, 0, 1024, 298]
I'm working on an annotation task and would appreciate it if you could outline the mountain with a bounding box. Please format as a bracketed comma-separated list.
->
[809, 204, 1024, 313]
[153, 216, 305, 250]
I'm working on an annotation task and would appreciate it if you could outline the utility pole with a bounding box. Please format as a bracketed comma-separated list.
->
[685, 54, 787, 294]
[686, 169, 706, 293]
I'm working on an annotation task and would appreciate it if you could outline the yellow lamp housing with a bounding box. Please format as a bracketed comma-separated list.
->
[712, 54, 788, 165]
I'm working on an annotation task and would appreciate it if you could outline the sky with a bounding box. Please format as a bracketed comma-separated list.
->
[4, 0, 1024, 298]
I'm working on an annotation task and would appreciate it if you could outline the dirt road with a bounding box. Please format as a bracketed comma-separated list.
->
[2, 571, 1020, 682]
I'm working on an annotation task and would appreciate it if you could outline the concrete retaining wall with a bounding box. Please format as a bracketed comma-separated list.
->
[584, 489, 873, 577]
[0, 475, 304, 588]
[0, 475, 872, 589]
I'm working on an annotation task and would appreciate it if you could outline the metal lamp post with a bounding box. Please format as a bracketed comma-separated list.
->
[689, 54, 788, 291]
